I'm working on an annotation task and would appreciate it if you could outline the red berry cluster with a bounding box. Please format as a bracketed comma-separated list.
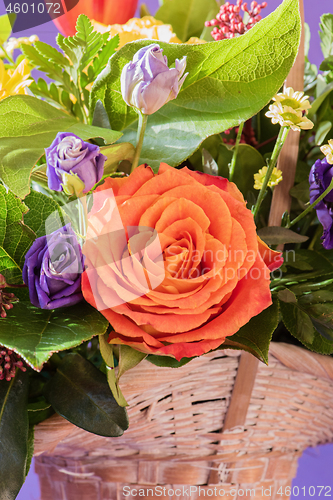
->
[0, 273, 19, 319]
[0, 348, 26, 381]
[222, 120, 258, 147]
[205, 0, 267, 40]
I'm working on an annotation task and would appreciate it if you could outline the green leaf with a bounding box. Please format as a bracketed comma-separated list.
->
[218, 143, 266, 196]
[257, 227, 308, 245]
[92, 100, 111, 129]
[289, 179, 310, 203]
[117, 345, 147, 380]
[44, 353, 129, 436]
[280, 300, 315, 344]
[99, 334, 128, 407]
[25, 426, 34, 477]
[308, 81, 333, 119]
[319, 55, 333, 72]
[315, 120, 332, 145]
[27, 399, 54, 425]
[92, 0, 301, 170]
[0, 14, 16, 45]
[222, 300, 279, 364]
[0, 369, 29, 500]
[23, 191, 63, 238]
[100, 143, 135, 175]
[0, 302, 109, 371]
[277, 288, 297, 303]
[0, 95, 122, 199]
[147, 354, 194, 368]
[319, 13, 333, 59]
[155, 0, 218, 42]
[91, 35, 120, 80]
[0, 185, 31, 284]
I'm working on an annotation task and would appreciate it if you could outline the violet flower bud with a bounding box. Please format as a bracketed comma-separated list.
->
[45, 133, 107, 194]
[121, 43, 188, 115]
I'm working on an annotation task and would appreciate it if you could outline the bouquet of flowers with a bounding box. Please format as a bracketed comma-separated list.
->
[1, 0, 333, 497]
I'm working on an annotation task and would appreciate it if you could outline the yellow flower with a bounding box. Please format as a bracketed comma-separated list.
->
[265, 103, 314, 132]
[91, 16, 205, 48]
[0, 59, 33, 101]
[254, 167, 283, 190]
[321, 140, 333, 165]
[272, 86, 311, 115]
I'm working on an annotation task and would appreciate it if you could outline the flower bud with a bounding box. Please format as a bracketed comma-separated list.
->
[121, 43, 188, 115]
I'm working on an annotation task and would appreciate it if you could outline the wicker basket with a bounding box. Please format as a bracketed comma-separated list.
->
[33, 342, 333, 500]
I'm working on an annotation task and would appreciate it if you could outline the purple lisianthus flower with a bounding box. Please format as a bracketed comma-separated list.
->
[121, 43, 188, 115]
[22, 224, 84, 309]
[309, 157, 333, 249]
[45, 133, 106, 194]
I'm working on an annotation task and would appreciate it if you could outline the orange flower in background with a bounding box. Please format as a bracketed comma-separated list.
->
[82, 164, 282, 361]
[92, 16, 206, 48]
[52, 0, 139, 37]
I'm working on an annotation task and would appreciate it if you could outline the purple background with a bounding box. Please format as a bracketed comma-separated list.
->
[0, 0, 331, 498]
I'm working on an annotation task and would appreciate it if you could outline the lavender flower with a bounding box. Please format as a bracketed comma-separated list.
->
[23, 224, 84, 309]
[121, 44, 188, 115]
[309, 157, 333, 249]
[45, 133, 106, 195]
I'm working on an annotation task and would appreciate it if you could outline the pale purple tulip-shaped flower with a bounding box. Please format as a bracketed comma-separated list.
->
[121, 44, 188, 115]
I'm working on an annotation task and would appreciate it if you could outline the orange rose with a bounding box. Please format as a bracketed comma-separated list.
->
[82, 164, 282, 360]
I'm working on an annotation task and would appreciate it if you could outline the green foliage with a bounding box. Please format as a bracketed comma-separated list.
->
[0, 185, 31, 284]
[319, 14, 333, 59]
[0, 95, 122, 199]
[0, 13, 16, 45]
[0, 369, 29, 500]
[22, 15, 119, 120]
[155, 0, 218, 42]
[91, 0, 301, 170]
[0, 302, 109, 371]
[23, 191, 63, 238]
[257, 227, 308, 245]
[44, 353, 129, 436]
[222, 300, 279, 364]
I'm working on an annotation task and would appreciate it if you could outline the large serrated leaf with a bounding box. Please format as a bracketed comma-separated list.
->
[91, 0, 301, 170]
[0, 369, 29, 500]
[44, 353, 129, 436]
[0, 302, 109, 371]
[0, 185, 31, 284]
[23, 191, 63, 238]
[0, 95, 122, 199]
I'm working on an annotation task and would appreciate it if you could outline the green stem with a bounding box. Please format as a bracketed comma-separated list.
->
[131, 113, 148, 174]
[229, 121, 244, 182]
[0, 44, 14, 64]
[288, 178, 333, 229]
[252, 126, 289, 219]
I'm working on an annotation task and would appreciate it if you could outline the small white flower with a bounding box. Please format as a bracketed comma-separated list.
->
[272, 86, 312, 114]
[265, 103, 314, 131]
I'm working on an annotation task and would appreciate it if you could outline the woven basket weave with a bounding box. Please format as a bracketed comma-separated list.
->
[33, 342, 333, 500]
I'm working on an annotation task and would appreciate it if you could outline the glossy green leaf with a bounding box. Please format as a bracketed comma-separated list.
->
[100, 143, 135, 175]
[44, 353, 129, 436]
[280, 300, 315, 344]
[222, 300, 279, 364]
[0, 95, 122, 199]
[147, 354, 194, 368]
[0, 369, 29, 500]
[155, 0, 218, 42]
[25, 426, 34, 477]
[91, 0, 301, 170]
[0, 302, 109, 371]
[0, 185, 31, 284]
[27, 398, 54, 426]
[117, 345, 147, 379]
[257, 226, 308, 245]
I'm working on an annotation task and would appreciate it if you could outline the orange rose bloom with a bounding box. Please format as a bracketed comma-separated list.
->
[82, 164, 282, 360]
